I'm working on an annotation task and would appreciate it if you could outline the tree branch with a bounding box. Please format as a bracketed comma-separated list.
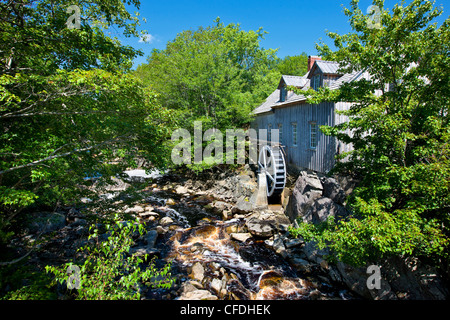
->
[0, 136, 128, 176]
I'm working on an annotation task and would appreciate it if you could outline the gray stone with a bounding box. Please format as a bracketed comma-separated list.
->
[27, 212, 66, 234]
[336, 262, 397, 300]
[124, 205, 145, 214]
[210, 278, 222, 294]
[289, 257, 313, 273]
[159, 216, 174, 226]
[177, 289, 218, 300]
[190, 262, 205, 282]
[321, 176, 346, 205]
[303, 241, 329, 265]
[246, 217, 275, 238]
[302, 197, 348, 224]
[272, 234, 288, 257]
[145, 230, 158, 248]
[232, 196, 253, 214]
[230, 233, 252, 243]
[285, 237, 305, 249]
[175, 185, 189, 195]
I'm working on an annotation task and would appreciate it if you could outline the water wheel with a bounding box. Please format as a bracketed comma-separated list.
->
[258, 145, 286, 197]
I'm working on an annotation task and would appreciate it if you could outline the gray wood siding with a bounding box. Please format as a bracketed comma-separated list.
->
[334, 101, 354, 158]
[252, 102, 338, 173]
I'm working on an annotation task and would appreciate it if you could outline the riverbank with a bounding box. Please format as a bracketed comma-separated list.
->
[1, 165, 448, 300]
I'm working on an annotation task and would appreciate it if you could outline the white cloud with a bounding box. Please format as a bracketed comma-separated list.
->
[139, 34, 155, 44]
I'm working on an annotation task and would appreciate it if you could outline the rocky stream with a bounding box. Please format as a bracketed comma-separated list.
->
[7, 165, 448, 300]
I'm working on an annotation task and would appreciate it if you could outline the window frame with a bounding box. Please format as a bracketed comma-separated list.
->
[268, 123, 272, 142]
[291, 122, 298, 147]
[278, 123, 283, 145]
[309, 121, 318, 149]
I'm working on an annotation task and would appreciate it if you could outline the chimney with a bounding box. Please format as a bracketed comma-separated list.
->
[308, 55, 321, 72]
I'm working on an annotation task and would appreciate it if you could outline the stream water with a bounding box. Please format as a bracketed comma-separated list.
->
[139, 187, 354, 301]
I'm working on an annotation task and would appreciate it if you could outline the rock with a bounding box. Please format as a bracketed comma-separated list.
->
[177, 289, 218, 300]
[232, 196, 253, 214]
[230, 233, 252, 243]
[381, 256, 448, 300]
[336, 262, 397, 300]
[302, 197, 348, 224]
[272, 234, 288, 258]
[289, 257, 313, 273]
[159, 216, 174, 226]
[175, 186, 189, 195]
[124, 205, 145, 214]
[145, 230, 158, 248]
[285, 238, 305, 249]
[156, 225, 168, 235]
[303, 241, 329, 265]
[321, 176, 346, 205]
[298, 171, 323, 193]
[210, 278, 222, 294]
[211, 201, 233, 216]
[139, 210, 159, 218]
[166, 198, 176, 206]
[281, 187, 292, 209]
[190, 262, 205, 282]
[285, 172, 323, 223]
[246, 217, 275, 238]
[27, 212, 66, 234]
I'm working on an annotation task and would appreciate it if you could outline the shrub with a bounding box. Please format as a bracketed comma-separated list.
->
[46, 216, 174, 300]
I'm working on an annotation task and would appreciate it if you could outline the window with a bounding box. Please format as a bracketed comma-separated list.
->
[292, 123, 297, 146]
[312, 74, 321, 91]
[310, 122, 317, 149]
[280, 87, 287, 102]
[278, 124, 283, 144]
[268, 123, 272, 142]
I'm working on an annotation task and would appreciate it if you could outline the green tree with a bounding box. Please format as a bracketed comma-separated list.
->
[0, 1, 174, 245]
[291, 0, 449, 267]
[276, 53, 308, 76]
[134, 18, 280, 132]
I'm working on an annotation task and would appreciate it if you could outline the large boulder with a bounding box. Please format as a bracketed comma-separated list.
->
[320, 176, 346, 205]
[285, 171, 323, 223]
[302, 197, 348, 224]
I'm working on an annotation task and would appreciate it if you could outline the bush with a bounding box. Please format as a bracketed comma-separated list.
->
[46, 216, 174, 300]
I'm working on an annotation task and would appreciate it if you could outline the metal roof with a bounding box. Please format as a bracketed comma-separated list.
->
[253, 60, 364, 115]
[279, 75, 308, 88]
[315, 60, 342, 74]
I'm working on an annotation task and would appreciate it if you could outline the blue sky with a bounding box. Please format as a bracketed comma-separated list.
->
[115, 0, 448, 69]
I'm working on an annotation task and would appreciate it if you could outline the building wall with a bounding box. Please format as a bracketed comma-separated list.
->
[252, 101, 338, 173]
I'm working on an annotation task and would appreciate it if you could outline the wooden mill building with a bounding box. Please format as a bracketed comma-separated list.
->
[251, 56, 366, 174]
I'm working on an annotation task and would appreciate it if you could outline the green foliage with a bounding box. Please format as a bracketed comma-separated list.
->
[46, 217, 174, 300]
[134, 18, 280, 132]
[0, 263, 57, 300]
[0, 0, 175, 242]
[290, 0, 450, 266]
[276, 53, 308, 76]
